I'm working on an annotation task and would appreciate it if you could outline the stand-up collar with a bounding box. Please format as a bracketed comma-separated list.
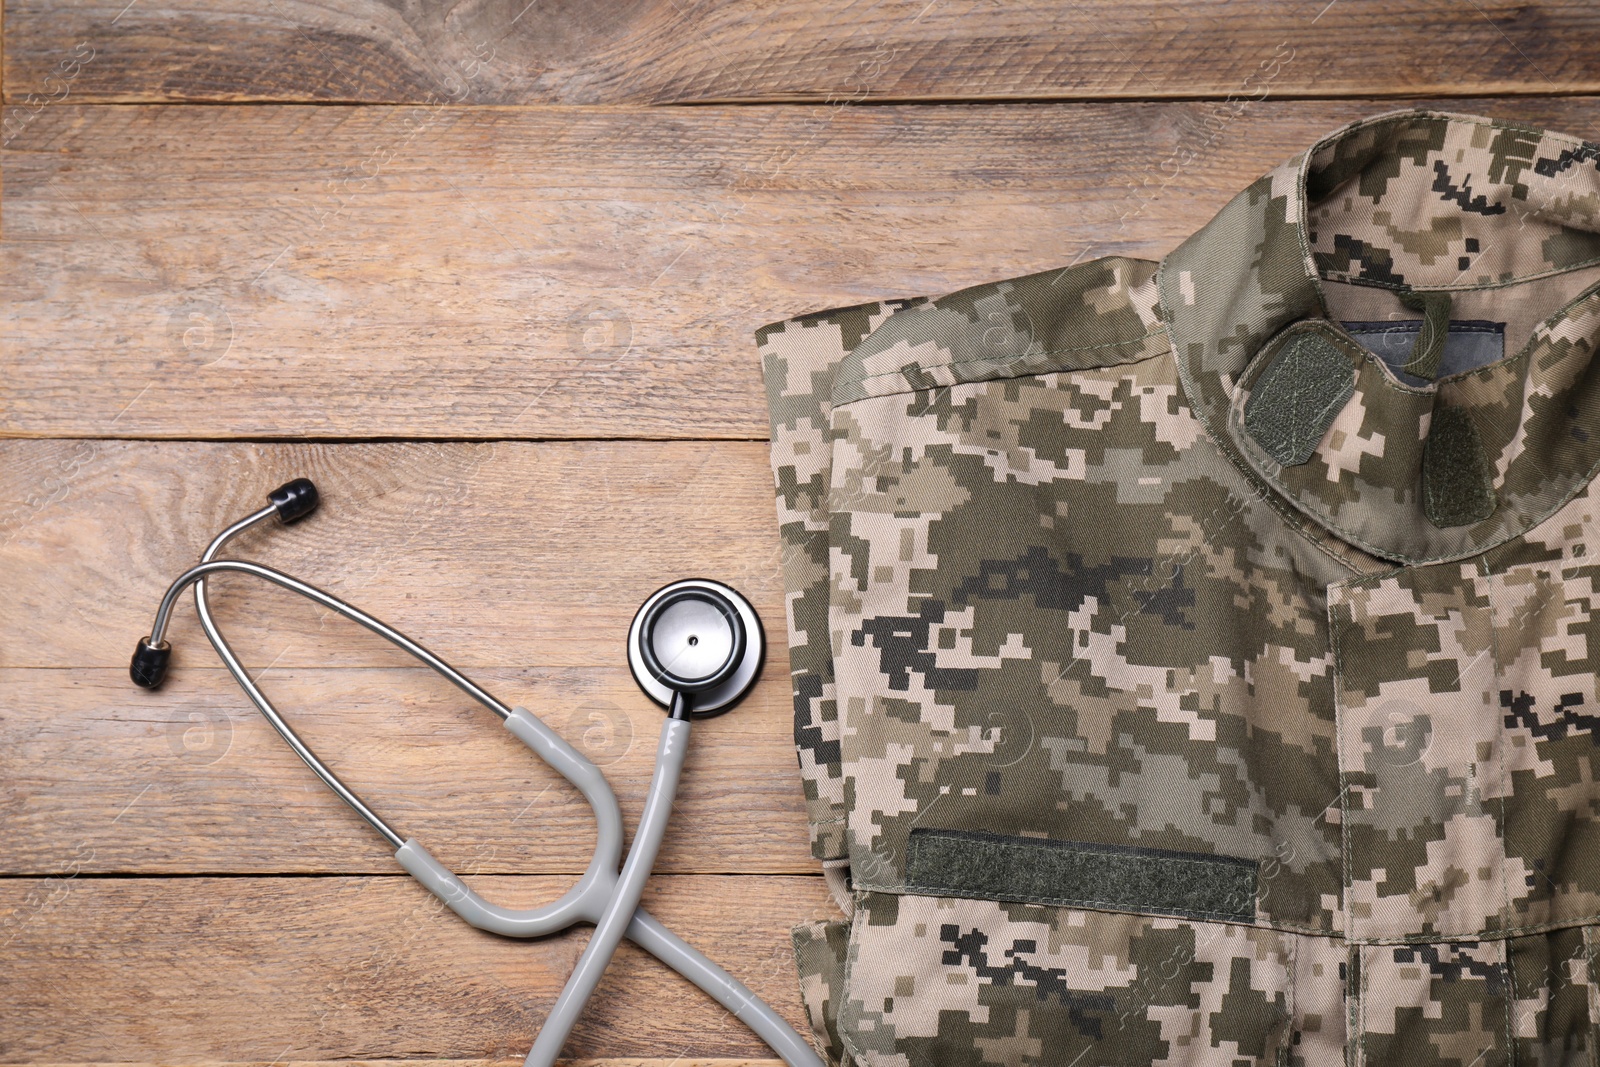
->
[1159, 109, 1600, 564]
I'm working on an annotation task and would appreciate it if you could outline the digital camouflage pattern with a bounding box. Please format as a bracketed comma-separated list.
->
[760, 110, 1600, 1065]
[793, 918, 858, 1066]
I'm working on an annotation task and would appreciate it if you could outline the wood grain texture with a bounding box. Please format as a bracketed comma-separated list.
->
[6, 98, 1600, 440]
[0, 441, 824, 1058]
[0, 441, 813, 875]
[3, 0, 1598, 105]
[4, 1063, 781, 1067]
[0, 440, 786, 669]
[0, 874, 835, 1060]
[1, 666, 812, 875]
[3, 1063, 781, 1067]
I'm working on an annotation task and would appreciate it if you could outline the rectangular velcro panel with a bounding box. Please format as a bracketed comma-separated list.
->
[905, 828, 1259, 922]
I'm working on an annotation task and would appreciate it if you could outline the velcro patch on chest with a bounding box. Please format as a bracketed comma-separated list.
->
[905, 827, 1259, 922]
[1242, 329, 1357, 467]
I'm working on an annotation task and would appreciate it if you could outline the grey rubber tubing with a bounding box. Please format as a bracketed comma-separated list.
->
[182, 519, 824, 1067]
[524, 715, 689, 1067]
[398, 716, 825, 1067]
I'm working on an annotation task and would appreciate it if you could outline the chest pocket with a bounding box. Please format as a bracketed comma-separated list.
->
[1329, 559, 1600, 943]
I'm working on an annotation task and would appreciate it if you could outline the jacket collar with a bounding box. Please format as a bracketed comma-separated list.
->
[1159, 109, 1600, 564]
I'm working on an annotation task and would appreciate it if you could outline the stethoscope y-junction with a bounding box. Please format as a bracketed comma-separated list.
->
[129, 478, 824, 1067]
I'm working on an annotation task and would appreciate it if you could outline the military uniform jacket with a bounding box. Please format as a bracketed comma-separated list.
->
[758, 109, 1600, 1066]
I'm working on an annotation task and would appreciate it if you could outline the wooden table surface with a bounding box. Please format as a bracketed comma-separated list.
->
[2, 3, 1597, 1064]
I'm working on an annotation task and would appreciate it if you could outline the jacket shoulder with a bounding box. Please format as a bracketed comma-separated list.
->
[832, 255, 1168, 406]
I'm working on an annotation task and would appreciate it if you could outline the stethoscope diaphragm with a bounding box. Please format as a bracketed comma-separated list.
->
[627, 578, 763, 717]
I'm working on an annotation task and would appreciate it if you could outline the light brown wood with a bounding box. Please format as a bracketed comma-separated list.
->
[3, 1063, 784, 1067]
[0, 874, 837, 1061]
[0, 441, 814, 875]
[2, 1062, 783, 1067]
[0, 440, 787, 669]
[5, 98, 1594, 439]
[1, 439, 827, 1055]
[0, 665, 813, 875]
[4, 0, 1599, 105]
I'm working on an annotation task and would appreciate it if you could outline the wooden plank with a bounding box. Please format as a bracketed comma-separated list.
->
[6, 98, 1595, 439]
[0, 440, 786, 669]
[0, 874, 835, 1061]
[4, 1062, 780, 1067]
[0, 441, 814, 875]
[0, 666, 812, 875]
[4, 1063, 781, 1067]
[2, 1063, 781, 1067]
[1, 98, 1184, 440]
[4, 0, 1599, 105]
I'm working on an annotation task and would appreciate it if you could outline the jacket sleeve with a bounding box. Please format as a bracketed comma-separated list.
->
[757, 297, 928, 864]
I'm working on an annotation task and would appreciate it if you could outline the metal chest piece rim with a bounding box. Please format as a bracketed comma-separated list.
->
[627, 578, 764, 718]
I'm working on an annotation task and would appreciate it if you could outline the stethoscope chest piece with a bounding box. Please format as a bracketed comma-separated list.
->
[628, 579, 763, 717]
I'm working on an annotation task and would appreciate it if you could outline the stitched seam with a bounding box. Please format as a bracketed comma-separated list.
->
[835, 903, 871, 1067]
[900, 879, 1252, 922]
[1586, 927, 1600, 1067]
[1329, 584, 1357, 945]
[1344, 943, 1356, 1067]
[831, 328, 1169, 408]
[842, 328, 1166, 387]
[853, 879, 1600, 941]
[1344, 322, 1505, 334]
[1318, 257, 1600, 294]
[1502, 939, 1515, 1067]
[1284, 932, 1299, 1067]
[1436, 274, 1600, 387]
[789, 922, 840, 1065]
[1349, 916, 1600, 942]
[1354, 943, 1366, 1067]
[896, 880, 1256, 922]
[1308, 110, 1600, 293]
[1211, 413, 1372, 573]
[1483, 557, 1519, 947]
[856, 880, 1339, 935]
[1285, 450, 1600, 568]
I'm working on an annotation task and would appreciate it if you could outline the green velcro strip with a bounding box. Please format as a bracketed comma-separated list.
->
[905, 828, 1258, 922]
[1396, 288, 1455, 381]
[1243, 330, 1356, 467]
[1423, 405, 1497, 528]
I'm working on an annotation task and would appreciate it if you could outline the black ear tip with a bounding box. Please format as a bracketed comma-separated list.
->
[130, 639, 171, 689]
[268, 478, 319, 524]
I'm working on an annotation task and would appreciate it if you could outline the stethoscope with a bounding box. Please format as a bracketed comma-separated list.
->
[128, 478, 824, 1067]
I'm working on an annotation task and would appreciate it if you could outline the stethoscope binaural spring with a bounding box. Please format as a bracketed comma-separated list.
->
[129, 478, 823, 1067]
